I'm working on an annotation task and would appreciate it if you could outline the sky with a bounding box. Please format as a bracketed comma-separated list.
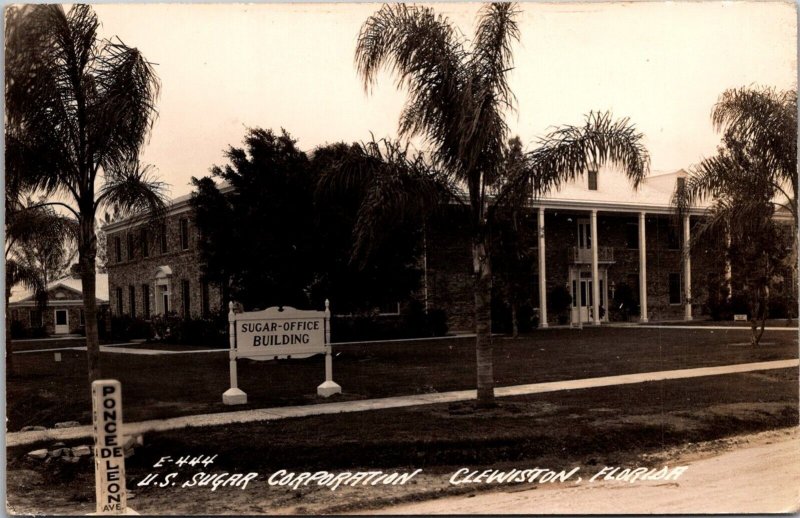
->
[92, 1, 798, 199]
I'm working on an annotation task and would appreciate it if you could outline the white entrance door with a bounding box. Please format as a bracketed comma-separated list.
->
[570, 268, 609, 325]
[571, 273, 593, 324]
[579, 277, 593, 322]
[54, 309, 69, 334]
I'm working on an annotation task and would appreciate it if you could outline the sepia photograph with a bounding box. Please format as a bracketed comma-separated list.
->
[4, 1, 799, 514]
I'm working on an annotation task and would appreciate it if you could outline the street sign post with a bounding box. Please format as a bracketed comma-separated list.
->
[91, 380, 136, 515]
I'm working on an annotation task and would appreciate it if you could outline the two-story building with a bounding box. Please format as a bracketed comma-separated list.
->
[105, 167, 734, 332]
[425, 168, 725, 331]
[104, 187, 232, 322]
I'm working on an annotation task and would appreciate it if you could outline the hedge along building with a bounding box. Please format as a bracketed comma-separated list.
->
[104, 165, 728, 333]
[9, 274, 110, 336]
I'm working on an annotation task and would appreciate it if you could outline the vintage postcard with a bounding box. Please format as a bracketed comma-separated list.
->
[5, 1, 798, 515]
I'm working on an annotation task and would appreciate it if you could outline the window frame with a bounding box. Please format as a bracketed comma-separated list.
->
[140, 228, 149, 258]
[181, 279, 191, 319]
[127, 233, 135, 261]
[160, 223, 168, 254]
[626, 222, 639, 250]
[179, 218, 190, 250]
[114, 236, 122, 263]
[129, 285, 137, 318]
[142, 283, 151, 319]
[588, 170, 598, 191]
[116, 287, 124, 315]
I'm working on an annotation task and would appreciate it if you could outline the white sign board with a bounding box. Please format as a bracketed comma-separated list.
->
[733, 314, 748, 321]
[91, 380, 128, 515]
[223, 301, 341, 405]
[235, 306, 326, 360]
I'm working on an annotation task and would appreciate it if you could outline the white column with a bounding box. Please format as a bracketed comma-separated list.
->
[537, 207, 548, 328]
[683, 214, 693, 321]
[638, 212, 648, 323]
[591, 210, 600, 325]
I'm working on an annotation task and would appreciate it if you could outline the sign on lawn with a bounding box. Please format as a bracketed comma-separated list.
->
[222, 300, 341, 405]
[236, 307, 326, 359]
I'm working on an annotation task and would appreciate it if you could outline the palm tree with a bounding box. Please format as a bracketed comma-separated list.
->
[5, 202, 76, 375]
[676, 87, 796, 223]
[674, 86, 797, 343]
[5, 5, 167, 383]
[353, 3, 650, 405]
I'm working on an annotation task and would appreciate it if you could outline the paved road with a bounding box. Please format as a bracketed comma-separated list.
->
[373, 429, 800, 514]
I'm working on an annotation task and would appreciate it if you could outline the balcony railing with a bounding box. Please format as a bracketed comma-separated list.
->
[570, 246, 614, 264]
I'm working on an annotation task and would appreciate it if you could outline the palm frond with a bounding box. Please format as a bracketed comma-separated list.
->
[676, 86, 797, 235]
[499, 111, 649, 206]
[356, 4, 474, 173]
[469, 2, 519, 113]
[91, 38, 161, 175]
[712, 86, 796, 183]
[6, 259, 45, 299]
[316, 138, 453, 266]
[96, 161, 168, 221]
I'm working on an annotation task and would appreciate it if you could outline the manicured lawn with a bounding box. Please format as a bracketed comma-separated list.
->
[6, 327, 798, 431]
[7, 368, 797, 514]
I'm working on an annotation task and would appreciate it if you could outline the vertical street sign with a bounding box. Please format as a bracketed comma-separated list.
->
[91, 380, 133, 515]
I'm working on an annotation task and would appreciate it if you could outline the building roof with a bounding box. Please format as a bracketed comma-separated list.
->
[103, 182, 234, 233]
[9, 273, 110, 305]
[527, 167, 710, 214]
[104, 167, 706, 233]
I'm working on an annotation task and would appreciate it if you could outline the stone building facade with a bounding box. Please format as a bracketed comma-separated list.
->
[9, 275, 110, 335]
[105, 191, 225, 321]
[106, 167, 772, 333]
[423, 167, 728, 332]
[425, 208, 724, 332]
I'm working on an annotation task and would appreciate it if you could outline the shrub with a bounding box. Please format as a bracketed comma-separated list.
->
[110, 315, 154, 341]
[610, 282, 638, 322]
[331, 302, 448, 342]
[9, 320, 47, 339]
[768, 292, 798, 320]
[490, 296, 512, 334]
[490, 296, 535, 334]
[548, 285, 572, 325]
[150, 312, 228, 347]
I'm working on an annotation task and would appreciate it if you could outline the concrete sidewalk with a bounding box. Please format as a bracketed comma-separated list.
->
[7, 358, 798, 447]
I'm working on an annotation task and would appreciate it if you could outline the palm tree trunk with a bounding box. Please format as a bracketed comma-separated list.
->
[750, 284, 769, 346]
[80, 215, 101, 383]
[511, 301, 519, 338]
[473, 237, 494, 406]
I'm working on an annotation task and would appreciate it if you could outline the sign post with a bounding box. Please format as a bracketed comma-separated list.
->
[223, 299, 341, 405]
[317, 300, 342, 397]
[222, 302, 248, 405]
[91, 380, 136, 515]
